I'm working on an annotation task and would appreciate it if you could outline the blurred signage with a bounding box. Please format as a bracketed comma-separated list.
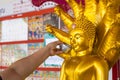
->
[0, 0, 56, 18]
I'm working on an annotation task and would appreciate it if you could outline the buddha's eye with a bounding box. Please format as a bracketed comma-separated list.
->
[76, 37, 79, 39]
[75, 34, 81, 39]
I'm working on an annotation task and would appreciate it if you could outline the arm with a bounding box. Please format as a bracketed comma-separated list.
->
[59, 62, 66, 80]
[0, 41, 63, 80]
[94, 60, 109, 80]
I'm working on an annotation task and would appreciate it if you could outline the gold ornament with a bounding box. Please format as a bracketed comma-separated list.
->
[46, 0, 120, 80]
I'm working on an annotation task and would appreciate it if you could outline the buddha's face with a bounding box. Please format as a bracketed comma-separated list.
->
[70, 29, 89, 52]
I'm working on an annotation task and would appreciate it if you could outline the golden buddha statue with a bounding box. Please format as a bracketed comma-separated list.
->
[46, 0, 120, 80]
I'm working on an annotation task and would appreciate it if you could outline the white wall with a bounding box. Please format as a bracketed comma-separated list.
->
[109, 69, 112, 80]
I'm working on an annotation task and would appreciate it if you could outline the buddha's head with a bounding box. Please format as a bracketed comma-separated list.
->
[69, 16, 96, 52]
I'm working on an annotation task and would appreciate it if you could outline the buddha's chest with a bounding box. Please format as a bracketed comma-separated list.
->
[63, 56, 94, 77]
[64, 57, 83, 74]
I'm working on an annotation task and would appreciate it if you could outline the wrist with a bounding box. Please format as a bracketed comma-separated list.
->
[43, 46, 51, 56]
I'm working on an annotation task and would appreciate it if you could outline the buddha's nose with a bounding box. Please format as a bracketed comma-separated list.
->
[71, 38, 75, 44]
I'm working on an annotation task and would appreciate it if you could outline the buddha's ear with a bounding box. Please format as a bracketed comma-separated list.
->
[88, 39, 95, 52]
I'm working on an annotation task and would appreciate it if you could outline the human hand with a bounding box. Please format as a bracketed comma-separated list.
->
[46, 41, 63, 56]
